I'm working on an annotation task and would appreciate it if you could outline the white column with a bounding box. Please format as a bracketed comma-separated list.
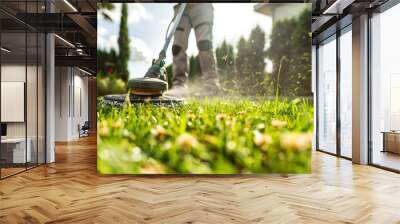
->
[46, 33, 55, 163]
[46, 0, 55, 163]
[352, 14, 369, 164]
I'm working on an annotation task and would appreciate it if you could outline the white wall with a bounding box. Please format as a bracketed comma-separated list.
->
[55, 67, 89, 141]
[1, 63, 46, 164]
[1, 65, 26, 139]
[55, 66, 69, 141]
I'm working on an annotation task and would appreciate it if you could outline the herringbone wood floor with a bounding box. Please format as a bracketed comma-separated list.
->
[1, 134, 400, 224]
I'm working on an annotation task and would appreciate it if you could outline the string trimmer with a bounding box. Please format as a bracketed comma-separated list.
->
[103, 3, 187, 106]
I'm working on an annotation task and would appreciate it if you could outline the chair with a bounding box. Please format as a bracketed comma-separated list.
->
[79, 121, 90, 138]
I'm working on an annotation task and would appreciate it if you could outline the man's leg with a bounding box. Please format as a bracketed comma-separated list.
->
[164, 7, 191, 97]
[191, 4, 220, 92]
[171, 9, 191, 88]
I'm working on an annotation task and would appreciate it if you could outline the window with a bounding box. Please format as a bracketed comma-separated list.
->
[370, 3, 400, 171]
[317, 36, 337, 154]
[339, 27, 352, 158]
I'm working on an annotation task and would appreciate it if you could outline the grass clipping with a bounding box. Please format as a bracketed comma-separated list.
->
[97, 98, 313, 174]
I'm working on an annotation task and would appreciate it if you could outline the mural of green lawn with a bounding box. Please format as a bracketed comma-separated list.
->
[97, 3, 312, 174]
[97, 98, 313, 174]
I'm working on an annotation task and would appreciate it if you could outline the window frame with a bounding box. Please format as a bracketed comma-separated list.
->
[367, 0, 400, 173]
[315, 20, 353, 160]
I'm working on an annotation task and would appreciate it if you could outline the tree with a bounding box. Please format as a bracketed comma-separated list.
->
[97, 75, 127, 97]
[266, 9, 312, 97]
[97, 48, 127, 96]
[97, 3, 115, 21]
[216, 40, 235, 74]
[166, 64, 173, 88]
[216, 40, 235, 91]
[235, 25, 267, 96]
[189, 55, 201, 81]
[117, 3, 130, 83]
[248, 25, 266, 80]
[164, 55, 201, 89]
[235, 37, 250, 78]
[97, 49, 118, 78]
[247, 25, 267, 95]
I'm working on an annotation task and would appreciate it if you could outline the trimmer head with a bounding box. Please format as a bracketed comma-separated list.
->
[128, 78, 167, 96]
[102, 94, 184, 107]
[128, 57, 168, 96]
[103, 54, 184, 107]
[103, 56, 184, 107]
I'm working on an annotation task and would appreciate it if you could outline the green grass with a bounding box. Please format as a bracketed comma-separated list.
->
[97, 98, 313, 174]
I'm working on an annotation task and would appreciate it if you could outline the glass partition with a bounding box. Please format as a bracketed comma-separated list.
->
[339, 27, 352, 158]
[0, 30, 28, 178]
[370, 4, 400, 171]
[317, 35, 337, 154]
[0, 0, 46, 179]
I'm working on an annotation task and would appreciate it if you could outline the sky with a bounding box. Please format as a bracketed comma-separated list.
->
[98, 3, 273, 79]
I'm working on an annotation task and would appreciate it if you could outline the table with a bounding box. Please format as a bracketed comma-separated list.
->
[1, 138, 31, 164]
[381, 131, 400, 154]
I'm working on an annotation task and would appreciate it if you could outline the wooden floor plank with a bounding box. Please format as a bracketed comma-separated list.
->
[0, 134, 399, 223]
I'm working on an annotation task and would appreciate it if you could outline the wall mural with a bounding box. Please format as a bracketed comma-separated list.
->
[97, 3, 312, 174]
